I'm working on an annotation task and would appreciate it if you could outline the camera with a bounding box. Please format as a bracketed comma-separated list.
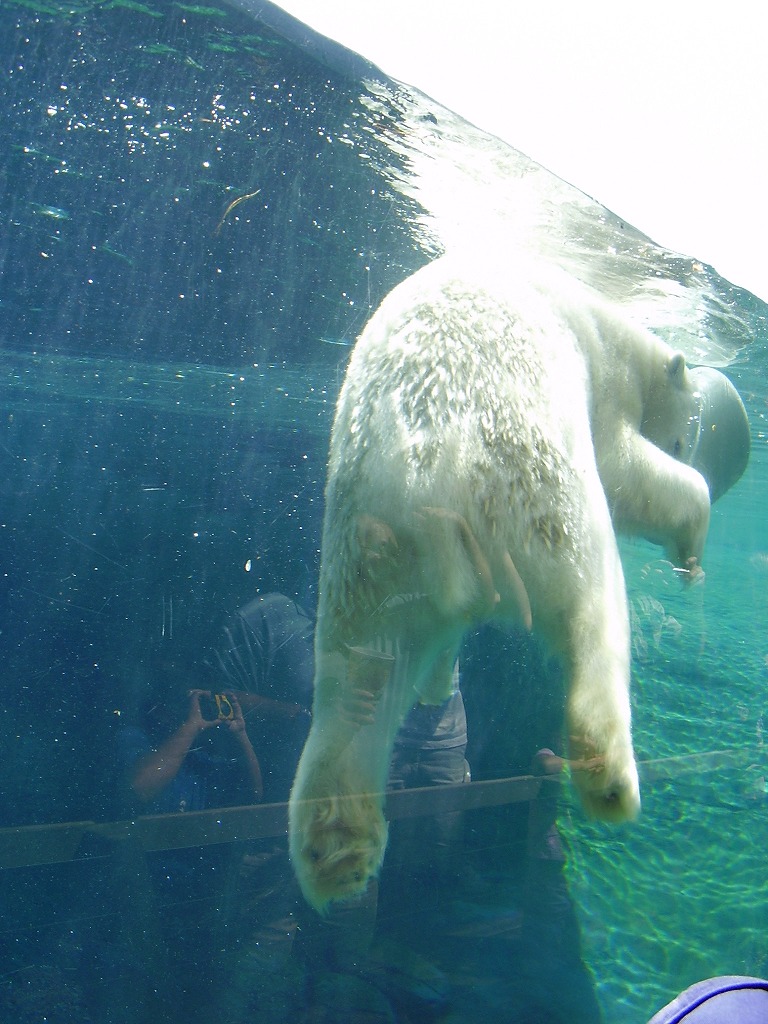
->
[199, 692, 234, 722]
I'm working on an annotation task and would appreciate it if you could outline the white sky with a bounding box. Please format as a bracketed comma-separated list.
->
[278, 1, 768, 303]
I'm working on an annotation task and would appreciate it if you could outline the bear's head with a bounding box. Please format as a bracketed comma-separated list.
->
[642, 353, 750, 502]
[641, 352, 700, 464]
[686, 365, 751, 502]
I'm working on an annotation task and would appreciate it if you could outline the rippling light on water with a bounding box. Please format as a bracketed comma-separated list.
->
[277, 0, 768, 304]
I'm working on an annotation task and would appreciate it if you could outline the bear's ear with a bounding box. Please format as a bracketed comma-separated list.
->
[667, 352, 687, 388]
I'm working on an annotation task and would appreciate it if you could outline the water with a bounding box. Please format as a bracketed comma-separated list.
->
[0, 2, 767, 1022]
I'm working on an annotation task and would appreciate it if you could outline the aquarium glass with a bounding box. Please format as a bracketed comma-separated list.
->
[0, 2, 766, 1022]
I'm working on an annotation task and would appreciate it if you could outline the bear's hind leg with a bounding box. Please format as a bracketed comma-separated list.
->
[289, 635, 431, 912]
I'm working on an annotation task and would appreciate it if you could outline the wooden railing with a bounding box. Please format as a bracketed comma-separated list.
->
[0, 748, 753, 870]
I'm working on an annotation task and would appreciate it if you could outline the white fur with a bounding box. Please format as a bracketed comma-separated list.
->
[288, 257, 711, 912]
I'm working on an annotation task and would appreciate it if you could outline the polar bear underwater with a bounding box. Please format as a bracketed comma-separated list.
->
[288, 256, 750, 912]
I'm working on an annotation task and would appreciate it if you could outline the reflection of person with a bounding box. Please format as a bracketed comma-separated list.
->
[208, 592, 317, 1017]
[127, 688, 262, 810]
[385, 659, 469, 891]
[527, 744, 603, 867]
[211, 592, 314, 804]
[213, 585, 413, 1019]
[519, 743, 606, 1024]
[113, 672, 266, 1024]
[459, 622, 605, 1024]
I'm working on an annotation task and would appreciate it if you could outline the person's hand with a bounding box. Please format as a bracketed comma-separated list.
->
[572, 755, 606, 775]
[568, 736, 606, 775]
[340, 687, 378, 730]
[223, 692, 247, 736]
[357, 514, 399, 582]
[186, 689, 220, 731]
[416, 505, 462, 527]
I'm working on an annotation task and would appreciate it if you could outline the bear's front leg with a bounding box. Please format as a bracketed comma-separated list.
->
[288, 745, 389, 913]
[603, 430, 711, 573]
[566, 715, 640, 823]
[554, 513, 641, 822]
[566, 656, 641, 824]
[288, 645, 406, 912]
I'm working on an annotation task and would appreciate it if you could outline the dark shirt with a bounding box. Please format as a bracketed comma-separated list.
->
[214, 592, 465, 794]
[212, 593, 314, 803]
[117, 725, 254, 815]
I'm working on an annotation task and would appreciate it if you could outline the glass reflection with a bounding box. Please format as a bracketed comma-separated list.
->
[0, 2, 766, 1023]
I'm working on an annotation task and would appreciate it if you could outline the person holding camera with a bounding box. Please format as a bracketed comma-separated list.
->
[102, 675, 266, 1024]
[128, 687, 263, 811]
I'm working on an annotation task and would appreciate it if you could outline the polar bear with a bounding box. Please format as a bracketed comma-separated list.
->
[288, 256, 749, 912]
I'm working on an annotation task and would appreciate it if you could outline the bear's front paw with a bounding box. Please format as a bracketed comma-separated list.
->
[568, 736, 641, 823]
[674, 556, 705, 587]
[289, 789, 388, 913]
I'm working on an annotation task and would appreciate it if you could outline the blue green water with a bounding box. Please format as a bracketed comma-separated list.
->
[566, 451, 768, 1019]
[0, 2, 767, 1022]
